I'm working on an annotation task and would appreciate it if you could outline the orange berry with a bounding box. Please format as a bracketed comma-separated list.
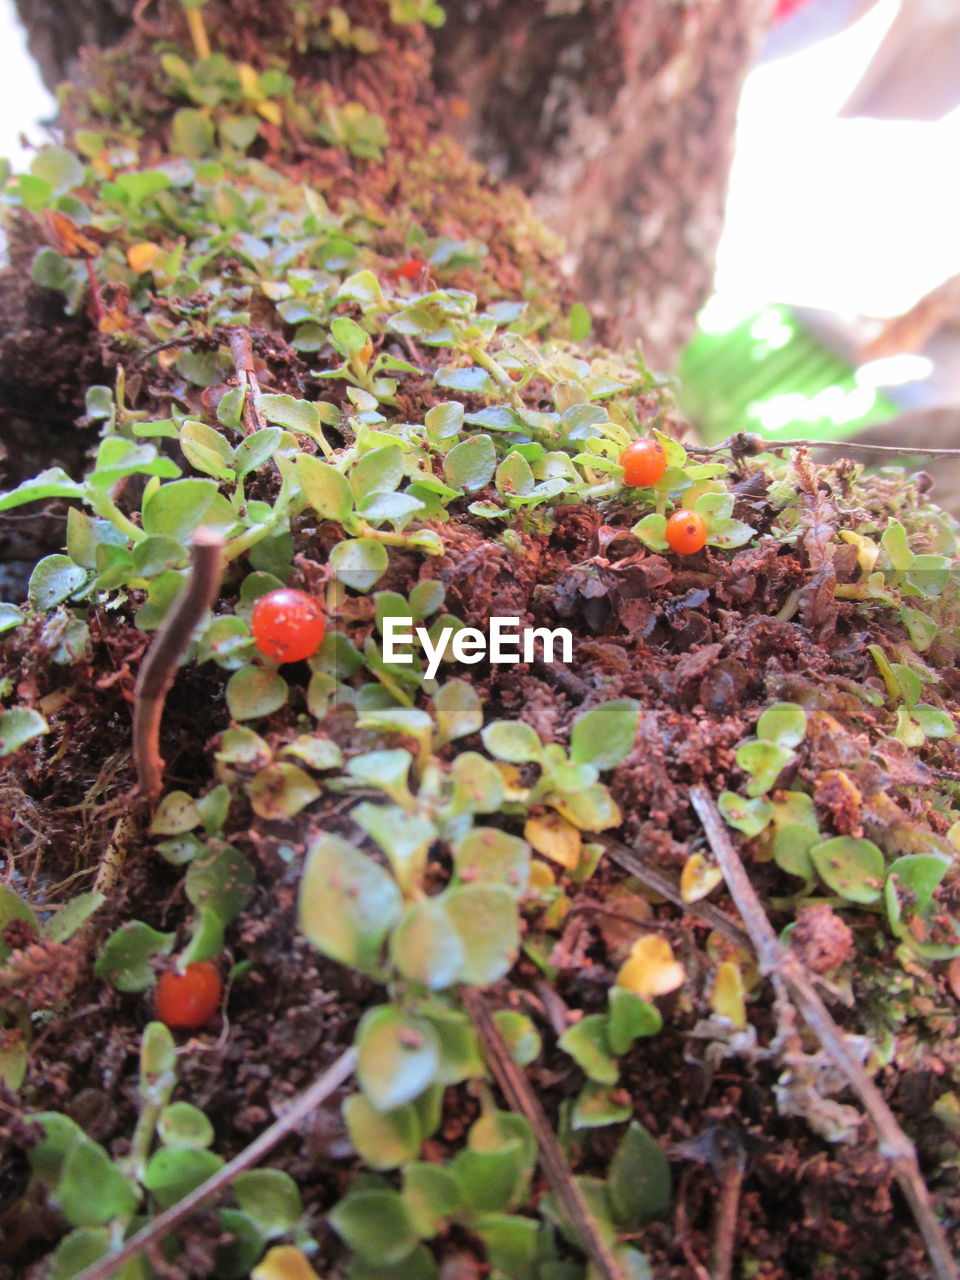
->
[620, 439, 667, 488]
[394, 257, 422, 279]
[251, 589, 326, 664]
[155, 961, 222, 1030]
[665, 509, 708, 555]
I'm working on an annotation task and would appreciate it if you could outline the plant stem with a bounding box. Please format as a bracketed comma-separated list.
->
[689, 784, 960, 1280]
[133, 528, 224, 798]
[184, 5, 211, 59]
[462, 988, 626, 1280]
[464, 341, 523, 408]
[87, 490, 145, 543]
[70, 1046, 358, 1280]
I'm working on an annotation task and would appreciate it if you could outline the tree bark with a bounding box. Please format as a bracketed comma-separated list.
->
[13, 0, 769, 369]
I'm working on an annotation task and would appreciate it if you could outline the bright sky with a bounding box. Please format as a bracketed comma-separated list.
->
[1, 0, 958, 323]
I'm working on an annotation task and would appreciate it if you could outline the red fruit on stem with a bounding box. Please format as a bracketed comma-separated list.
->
[251, 589, 326, 663]
[155, 961, 222, 1030]
[395, 257, 421, 279]
[620, 439, 667, 488]
[665, 508, 708, 555]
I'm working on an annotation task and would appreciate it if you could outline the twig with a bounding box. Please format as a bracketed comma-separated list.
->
[686, 432, 960, 460]
[689, 785, 959, 1280]
[228, 328, 270, 437]
[597, 834, 752, 953]
[708, 1136, 745, 1280]
[133, 528, 224, 798]
[461, 987, 626, 1280]
[71, 1046, 358, 1280]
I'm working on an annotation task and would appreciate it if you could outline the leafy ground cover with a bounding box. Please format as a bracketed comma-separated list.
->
[2, 3, 960, 1279]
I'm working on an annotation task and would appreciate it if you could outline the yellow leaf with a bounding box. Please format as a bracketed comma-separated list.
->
[711, 961, 747, 1030]
[616, 934, 684, 1001]
[527, 860, 556, 896]
[525, 812, 582, 869]
[257, 100, 283, 126]
[252, 1246, 324, 1280]
[495, 762, 528, 801]
[98, 307, 130, 334]
[680, 853, 723, 904]
[237, 63, 261, 99]
[127, 241, 161, 274]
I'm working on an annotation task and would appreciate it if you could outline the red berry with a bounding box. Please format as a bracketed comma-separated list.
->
[620, 439, 667, 488]
[394, 257, 421, 280]
[250, 589, 326, 664]
[665, 509, 708, 555]
[155, 962, 222, 1030]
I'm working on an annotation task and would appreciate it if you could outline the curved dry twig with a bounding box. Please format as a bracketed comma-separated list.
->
[132, 528, 225, 798]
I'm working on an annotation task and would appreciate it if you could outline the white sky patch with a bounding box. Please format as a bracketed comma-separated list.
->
[716, 0, 960, 319]
[0, 0, 55, 168]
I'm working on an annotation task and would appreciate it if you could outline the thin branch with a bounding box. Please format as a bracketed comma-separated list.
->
[708, 1137, 745, 1280]
[133, 528, 224, 798]
[686, 432, 960, 460]
[689, 785, 959, 1280]
[461, 987, 626, 1280]
[597, 834, 752, 953]
[228, 328, 270, 437]
[71, 1046, 358, 1280]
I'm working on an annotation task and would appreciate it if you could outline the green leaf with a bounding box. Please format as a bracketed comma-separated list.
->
[216, 1208, 267, 1280]
[351, 446, 405, 500]
[299, 834, 402, 974]
[443, 434, 496, 492]
[157, 1102, 215, 1150]
[558, 1015, 617, 1085]
[150, 790, 202, 836]
[433, 679, 483, 746]
[442, 884, 520, 984]
[606, 987, 662, 1054]
[451, 751, 505, 814]
[0, 707, 49, 757]
[402, 1162, 462, 1236]
[141, 478, 219, 540]
[42, 891, 105, 944]
[491, 1011, 541, 1066]
[0, 602, 24, 633]
[94, 920, 174, 992]
[810, 836, 885, 904]
[424, 401, 464, 442]
[0, 884, 39, 962]
[330, 1190, 419, 1266]
[47, 1229, 110, 1280]
[390, 897, 465, 989]
[570, 699, 639, 770]
[756, 702, 807, 748]
[331, 315, 370, 356]
[571, 1083, 632, 1130]
[246, 762, 320, 819]
[357, 1004, 440, 1110]
[881, 519, 913, 571]
[31, 147, 84, 192]
[436, 366, 495, 394]
[495, 451, 535, 498]
[452, 827, 529, 898]
[481, 719, 542, 764]
[143, 1147, 224, 1209]
[0, 467, 84, 512]
[180, 419, 234, 480]
[57, 1139, 140, 1226]
[569, 301, 592, 341]
[717, 792, 773, 838]
[344, 1094, 422, 1171]
[28, 556, 87, 609]
[171, 107, 216, 156]
[225, 666, 288, 719]
[886, 854, 950, 925]
[330, 538, 389, 592]
[232, 1169, 303, 1238]
[607, 1121, 671, 1227]
[185, 844, 255, 924]
[735, 740, 794, 797]
[257, 394, 324, 436]
[913, 703, 955, 738]
[297, 453, 353, 521]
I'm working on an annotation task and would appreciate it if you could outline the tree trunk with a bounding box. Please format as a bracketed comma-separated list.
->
[13, 0, 768, 369]
[433, 0, 769, 368]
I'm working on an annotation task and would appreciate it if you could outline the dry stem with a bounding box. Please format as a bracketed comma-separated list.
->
[132, 528, 224, 798]
[462, 987, 626, 1280]
[689, 784, 959, 1280]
